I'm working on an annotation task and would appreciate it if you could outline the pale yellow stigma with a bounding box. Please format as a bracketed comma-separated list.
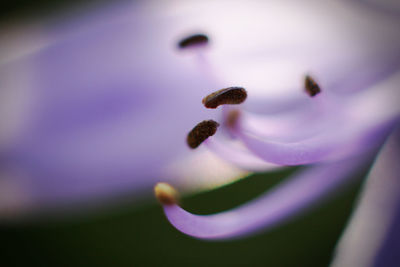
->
[154, 182, 178, 205]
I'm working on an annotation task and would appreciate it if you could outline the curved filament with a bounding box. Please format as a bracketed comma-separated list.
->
[162, 155, 371, 240]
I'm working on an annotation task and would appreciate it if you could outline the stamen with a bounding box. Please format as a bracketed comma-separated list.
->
[154, 182, 178, 205]
[225, 109, 241, 129]
[204, 138, 280, 172]
[304, 75, 321, 97]
[178, 34, 209, 49]
[161, 156, 369, 240]
[234, 112, 390, 165]
[202, 87, 247, 109]
[187, 120, 220, 149]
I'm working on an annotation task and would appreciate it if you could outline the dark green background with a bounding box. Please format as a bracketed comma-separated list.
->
[1, 167, 366, 267]
[0, 0, 111, 22]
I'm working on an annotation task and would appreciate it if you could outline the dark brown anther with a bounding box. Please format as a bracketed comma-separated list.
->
[202, 87, 247, 109]
[178, 34, 209, 49]
[187, 120, 219, 149]
[304, 75, 321, 97]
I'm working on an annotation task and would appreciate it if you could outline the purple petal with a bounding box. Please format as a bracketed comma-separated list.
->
[331, 128, 400, 267]
[0, 3, 238, 213]
[1, 0, 400, 216]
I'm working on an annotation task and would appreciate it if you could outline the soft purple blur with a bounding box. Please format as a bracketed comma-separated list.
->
[1, 2, 400, 266]
[0, 2, 247, 217]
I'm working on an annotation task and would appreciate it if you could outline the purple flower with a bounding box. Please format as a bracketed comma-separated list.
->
[149, 0, 399, 265]
[1, 0, 399, 265]
[0, 2, 245, 215]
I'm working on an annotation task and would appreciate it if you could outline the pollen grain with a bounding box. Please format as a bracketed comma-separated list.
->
[154, 182, 178, 205]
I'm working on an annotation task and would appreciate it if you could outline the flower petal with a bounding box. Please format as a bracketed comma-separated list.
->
[0, 2, 236, 212]
[331, 128, 400, 267]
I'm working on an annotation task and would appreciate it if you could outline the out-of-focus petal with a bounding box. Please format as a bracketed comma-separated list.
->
[0, 2, 242, 215]
[200, 0, 400, 113]
[331, 128, 400, 267]
[1, 0, 399, 217]
[350, 0, 400, 17]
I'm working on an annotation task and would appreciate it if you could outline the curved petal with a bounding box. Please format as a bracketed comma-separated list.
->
[331, 128, 400, 267]
[161, 154, 371, 240]
[233, 72, 400, 165]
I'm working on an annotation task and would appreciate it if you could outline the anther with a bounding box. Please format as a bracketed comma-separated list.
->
[154, 182, 178, 205]
[304, 75, 321, 97]
[187, 120, 219, 149]
[178, 34, 209, 49]
[225, 109, 241, 129]
[202, 87, 247, 109]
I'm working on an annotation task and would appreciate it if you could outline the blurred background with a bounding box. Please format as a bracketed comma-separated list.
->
[0, 1, 369, 266]
[1, 166, 367, 266]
